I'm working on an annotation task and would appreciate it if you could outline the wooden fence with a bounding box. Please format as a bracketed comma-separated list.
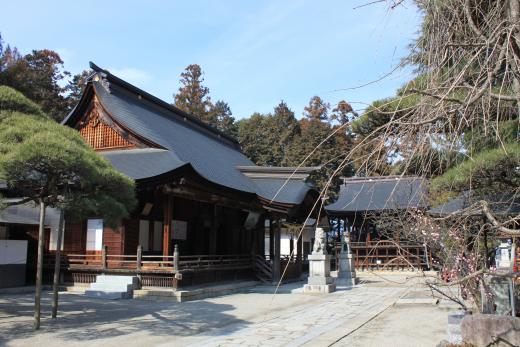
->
[349, 241, 430, 270]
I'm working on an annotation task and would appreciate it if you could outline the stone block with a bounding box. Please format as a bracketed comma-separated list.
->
[461, 314, 520, 347]
[303, 283, 336, 293]
[307, 276, 334, 286]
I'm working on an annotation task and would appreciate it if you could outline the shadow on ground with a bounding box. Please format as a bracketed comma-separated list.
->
[0, 291, 249, 345]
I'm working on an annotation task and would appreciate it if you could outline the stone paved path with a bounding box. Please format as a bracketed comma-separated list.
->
[180, 285, 407, 347]
[0, 276, 441, 347]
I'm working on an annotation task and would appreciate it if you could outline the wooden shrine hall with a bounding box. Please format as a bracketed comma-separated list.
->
[41, 62, 319, 288]
[325, 176, 431, 270]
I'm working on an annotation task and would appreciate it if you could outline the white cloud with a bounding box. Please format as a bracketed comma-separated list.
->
[107, 67, 152, 86]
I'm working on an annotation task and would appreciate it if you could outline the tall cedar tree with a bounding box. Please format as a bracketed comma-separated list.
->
[174, 64, 238, 137]
[303, 96, 330, 121]
[174, 64, 213, 122]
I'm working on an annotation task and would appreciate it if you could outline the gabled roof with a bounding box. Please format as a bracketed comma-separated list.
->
[325, 176, 428, 214]
[64, 63, 257, 194]
[63, 63, 318, 207]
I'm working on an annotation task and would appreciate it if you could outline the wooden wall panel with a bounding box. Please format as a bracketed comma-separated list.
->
[103, 226, 124, 255]
[123, 218, 139, 255]
[63, 221, 85, 254]
[77, 105, 135, 151]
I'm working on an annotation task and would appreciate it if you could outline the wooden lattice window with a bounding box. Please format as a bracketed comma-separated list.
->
[78, 108, 135, 150]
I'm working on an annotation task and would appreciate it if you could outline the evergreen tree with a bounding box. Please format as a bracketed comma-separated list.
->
[174, 64, 238, 137]
[174, 64, 213, 121]
[330, 100, 358, 125]
[65, 69, 91, 109]
[303, 96, 330, 121]
[238, 101, 300, 166]
[0, 46, 71, 121]
[208, 100, 237, 137]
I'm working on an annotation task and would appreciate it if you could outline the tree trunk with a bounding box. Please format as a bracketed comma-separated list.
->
[509, 0, 520, 115]
[34, 200, 46, 330]
[51, 208, 65, 319]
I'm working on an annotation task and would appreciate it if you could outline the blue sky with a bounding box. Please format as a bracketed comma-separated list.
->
[2, 0, 421, 119]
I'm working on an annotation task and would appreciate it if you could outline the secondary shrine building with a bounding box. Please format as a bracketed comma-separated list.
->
[45, 62, 319, 288]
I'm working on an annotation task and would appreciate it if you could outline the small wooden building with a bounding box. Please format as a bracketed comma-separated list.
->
[42, 62, 319, 287]
[325, 176, 430, 270]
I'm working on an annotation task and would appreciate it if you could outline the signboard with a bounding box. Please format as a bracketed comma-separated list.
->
[172, 220, 187, 240]
[86, 219, 103, 251]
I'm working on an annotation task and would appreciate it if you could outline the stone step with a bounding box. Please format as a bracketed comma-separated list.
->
[84, 290, 132, 300]
[95, 275, 139, 287]
[89, 283, 134, 292]
[84, 275, 139, 300]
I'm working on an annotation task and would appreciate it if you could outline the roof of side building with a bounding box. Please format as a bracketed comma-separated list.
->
[325, 176, 428, 214]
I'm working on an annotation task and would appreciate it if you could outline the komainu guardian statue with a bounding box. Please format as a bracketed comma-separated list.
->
[312, 227, 326, 255]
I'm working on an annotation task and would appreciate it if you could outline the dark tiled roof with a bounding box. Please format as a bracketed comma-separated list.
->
[63, 63, 318, 206]
[93, 81, 258, 193]
[0, 200, 61, 228]
[325, 176, 428, 214]
[100, 148, 186, 180]
[428, 193, 520, 216]
[252, 178, 314, 205]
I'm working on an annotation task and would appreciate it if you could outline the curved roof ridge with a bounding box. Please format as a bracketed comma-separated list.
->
[89, 62, 240, 149]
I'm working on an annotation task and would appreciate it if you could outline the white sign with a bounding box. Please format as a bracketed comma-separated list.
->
[86, 219, 103, 251]
[172, 220, 187, 240]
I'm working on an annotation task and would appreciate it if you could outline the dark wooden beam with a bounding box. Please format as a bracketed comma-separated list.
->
[162, 184, 261, 212]
[162, 195, 173, 257]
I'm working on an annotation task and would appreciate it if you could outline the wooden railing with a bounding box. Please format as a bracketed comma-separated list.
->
[178, 254, 252, 271]
[349, 240, 429, 270]
[44, 247, 253, 274]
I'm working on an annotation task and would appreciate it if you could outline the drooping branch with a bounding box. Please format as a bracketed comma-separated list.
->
[481, 200, 520, 236]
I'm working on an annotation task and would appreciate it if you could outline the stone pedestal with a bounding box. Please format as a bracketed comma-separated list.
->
[336, 252, 358, 286]
[304, 253, 336, 293]
[489, 274, 513, 315]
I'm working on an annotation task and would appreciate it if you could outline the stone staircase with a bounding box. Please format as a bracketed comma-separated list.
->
[84, 275, 139, 300]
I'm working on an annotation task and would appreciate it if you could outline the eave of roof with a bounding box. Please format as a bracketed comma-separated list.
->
[100, 148, 187, 181]
[253, 178, 315, 205]
[325, 176, 428, 214]
[428, 193, 520, 216]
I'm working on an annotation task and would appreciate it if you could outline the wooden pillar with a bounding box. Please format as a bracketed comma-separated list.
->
[273, 217, 281, 283]
[269, 219, 274, 258]
[162, 195, 173, 257]
[297, 230, 303, 273]
[209, 205, 217, 255]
